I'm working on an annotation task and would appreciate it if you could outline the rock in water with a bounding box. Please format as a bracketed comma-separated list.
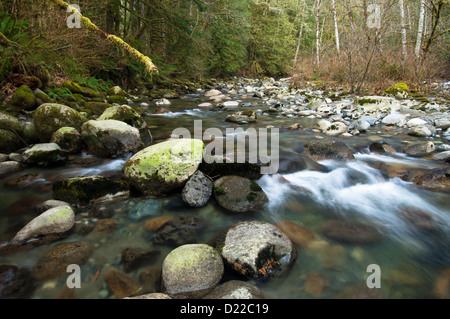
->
[99, 105, 147, 130]
[204, 280, 266, 299]
[408, 126, 432, 137]
[0, 264, 35, 298]
[121, 248, 161, 273]
[104, 268, 141, 299]
[81, 120, 143, 158]
[323, 122, 348, 137]
[161, 244, 224, 298]
[52, 175, 129, 205]
[225, 110, 257, 124]
[302, 140, 355, 161]
[153, 216, 201, 246]
[381, 113, 407, 126]
[33, 103, 87, 142]
[411, 168, 450, 192]
[50, 127, 82, 154]
[403, 141, 435, 157]
[122, 139, 204, 195]
[32, 241, 93, 280]
[0, 161, 21, 177]
[12, 206, 75, 243]
[213, 176, 268, 213]
[319, 220, 382, 244]
[181, 171, 213, 207]
[22, 143, 66, 167]
[213, 220, 295, 279]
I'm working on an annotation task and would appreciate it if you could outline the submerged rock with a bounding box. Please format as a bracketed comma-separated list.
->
[32, 241, 93, 280]
[153, 215, 202, 246]
[122, 139, 204, 195]
[411, 168, 450, 192]
[319, 220, 382, 244]
[181, 171, 213, 208]
[121, 247, 161, 273]
[161, 244, 224, 298]
[275, 221, 315, 248]
[81, 120, 143, 158]
[0, 264, 35, 299]
[52, 175, 129, 205]
[213, 176, 268, 213]
[302, 140, 355, 161]
[104, 268, 141, 299]
[213, 220, 295, 279]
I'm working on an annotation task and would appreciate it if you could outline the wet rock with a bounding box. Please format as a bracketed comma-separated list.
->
[432, 151, 450, 163]
[408, 126, 432, 137]
[98, 105, 147, 130]
[204, 280, 265, 299]
[153, 216, 201, 246]
[23, 143, 67, 167]
[411, 167, 450, 192]
[32, 241, 93, 280]
[213, 220, 295, 279]
[122, 139, 204, 195]
[125, 293, 172, 299]
[304, 272, 330, 297]
[181, 171, 213, 208]
[334, 283, 386, 299]
[369, 141, 396, 153]
[34, 199, 71, 214]
[91, 219, 119, 236]
[407, 118, 427, 127]
[403, 141, 435, 157]
[121, 248, 161, 273]
[200, 154, 267, 180]
[144, 216, 174, 231]
[53, 175, 128, 205]
[81, 120, 143, 158]
[275, 221, 315, 248]
[381, 113, 407, 126]
[161, 244, 224, 298]
[33, 103, 87, 142]
[213, 176, 268, 213]
[302, 140, 355, 161]
[12, 206, 75, 243]
[204, 89, 222, 97]
[0, 264, 35, 298]
[319, 220, 382, 244]
[50, 127, 82, 154]
[0, 129, 24, 153]
[104, 268, 141, 299]
[349, 119, 371, 132]
[277, 154, 326, 174]
[432, 268, 450, 299]
[138, 266, 161, 293]
[127, 198, 161, 221]
[154, 107, 171, 114]
[0, 161, 21, 177]
[225, 110, 257, 124]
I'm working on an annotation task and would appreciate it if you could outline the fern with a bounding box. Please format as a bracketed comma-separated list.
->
[47, 87, 75, 100]
[72, 75, 111, 92]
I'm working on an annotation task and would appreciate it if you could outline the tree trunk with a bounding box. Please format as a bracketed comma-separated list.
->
[331, 0, 340, 55]
[415, 0, 426, 58]
[315, 0, 321, 66]
[293, 0, 306, 66]
[399, 0, 408, 60]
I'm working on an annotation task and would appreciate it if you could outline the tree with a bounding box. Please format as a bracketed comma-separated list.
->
[415, 0, 426, 58]
[331, 0, 340, 55]
[399, 0, 408, 60]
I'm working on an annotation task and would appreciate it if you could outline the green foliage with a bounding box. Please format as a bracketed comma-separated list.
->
[72, 75, 111, 92]
[47, 86, 75, 101]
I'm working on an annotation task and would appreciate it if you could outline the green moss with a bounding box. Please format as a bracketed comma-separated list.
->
[250, 180, 262, 192]
[9, 85, 37, 110]
[107, 95, 127, 104]
[246, 192, 257, 201]
[214, 187, 225, 195]
[356, 98, 378, 105]
[0, 128, 23, 152]
[385, 83, 409, 96]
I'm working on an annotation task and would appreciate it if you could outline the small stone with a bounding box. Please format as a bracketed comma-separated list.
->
[104, 268, 141, 299]
[144, 216, 174, 231]
[121, 248, 161, 272]
[181, 171, 213, 208]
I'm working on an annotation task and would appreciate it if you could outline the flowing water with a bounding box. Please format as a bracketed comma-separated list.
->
[0, 91, 449, 299]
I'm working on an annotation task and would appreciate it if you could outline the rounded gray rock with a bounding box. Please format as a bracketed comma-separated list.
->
[181, 171, 213, 207]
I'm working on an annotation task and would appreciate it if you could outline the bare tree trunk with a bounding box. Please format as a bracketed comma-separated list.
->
[331, 0, 340, 55]
[293, 0, 306, 66]
[315, 0, 321, 66]
[415, 0, 426, 59]
[399, 0, 408, 60]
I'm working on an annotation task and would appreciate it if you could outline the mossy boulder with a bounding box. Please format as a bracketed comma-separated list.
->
[81, 120, 143, 158]
[8, 85, 36, 110]
[52, 175, 129, 205]
[123, 139, 204, 195]
[50, 127, 82, 154]
[0, 111, 22, 134]
[62, 81, 100, 98]
[107, 95, 128, 104]
[98, 105, 147, 130]
[22, 143, 67, 167]
[33, 103, 88, 142]
[107, 86, 127, 97]
[21, 121, 39, 145]
[0, 129, 24, 153]
[85, 102, 112, 116]
[385, 83, 409, 97]
[12, 205, 75, 243]
[161, 244, 224, 298]
[34, 89, 54, 106]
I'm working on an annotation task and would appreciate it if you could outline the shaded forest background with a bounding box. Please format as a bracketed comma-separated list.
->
[0, 0, 449, 92]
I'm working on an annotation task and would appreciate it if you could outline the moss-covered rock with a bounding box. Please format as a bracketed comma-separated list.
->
[161, 244, 224, 298]
[81, 120, 143, 158]
[32, 103, 88, 142]
[22, 143, 67, 167]
[0, 111, 22, 134]
[385, 83, 409, 97]
[8, 85, 36, 110]
[123, 139, 204, 195]
[52, 175, 129, 205]
[62, 81, 101, 98]
[107, 86, 127, 97]
[0, 129, 23, 153]
[34, 89, 54, 106]
[85, 102, 112, 116]
[107, 95, 128, 104]
[50, 127, 82, 154]
[21, 121, 39, 145]
[98, 105, 147, 129]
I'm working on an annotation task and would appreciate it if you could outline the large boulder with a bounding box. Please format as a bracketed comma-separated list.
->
[85, 102, 112, 116]
[0, 129, 23, 153]
[8, 85, 36, 110]
[302, 140, 355, 161]
[411, 168, 450, 192]
[0, 111, 22, 134]
[213, 220, 295, 279]
[22, 143, 67, 167]
[403, 141, 435, 157]
[98, 105, 147, 130]
[62, 81, 100, 98]
[181, 171, 213, 207]
[52, 175, 129, 205]
[81, 120, 143, 158]
[122, 139, 204, 195]
[161, 244, 224, 298]
[50, 127, 82, 154]
[32, 241, 93, 280]
[33, 103, 88, 142]
[213, 176, 268, 213]
[12, 206, 75, 243]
